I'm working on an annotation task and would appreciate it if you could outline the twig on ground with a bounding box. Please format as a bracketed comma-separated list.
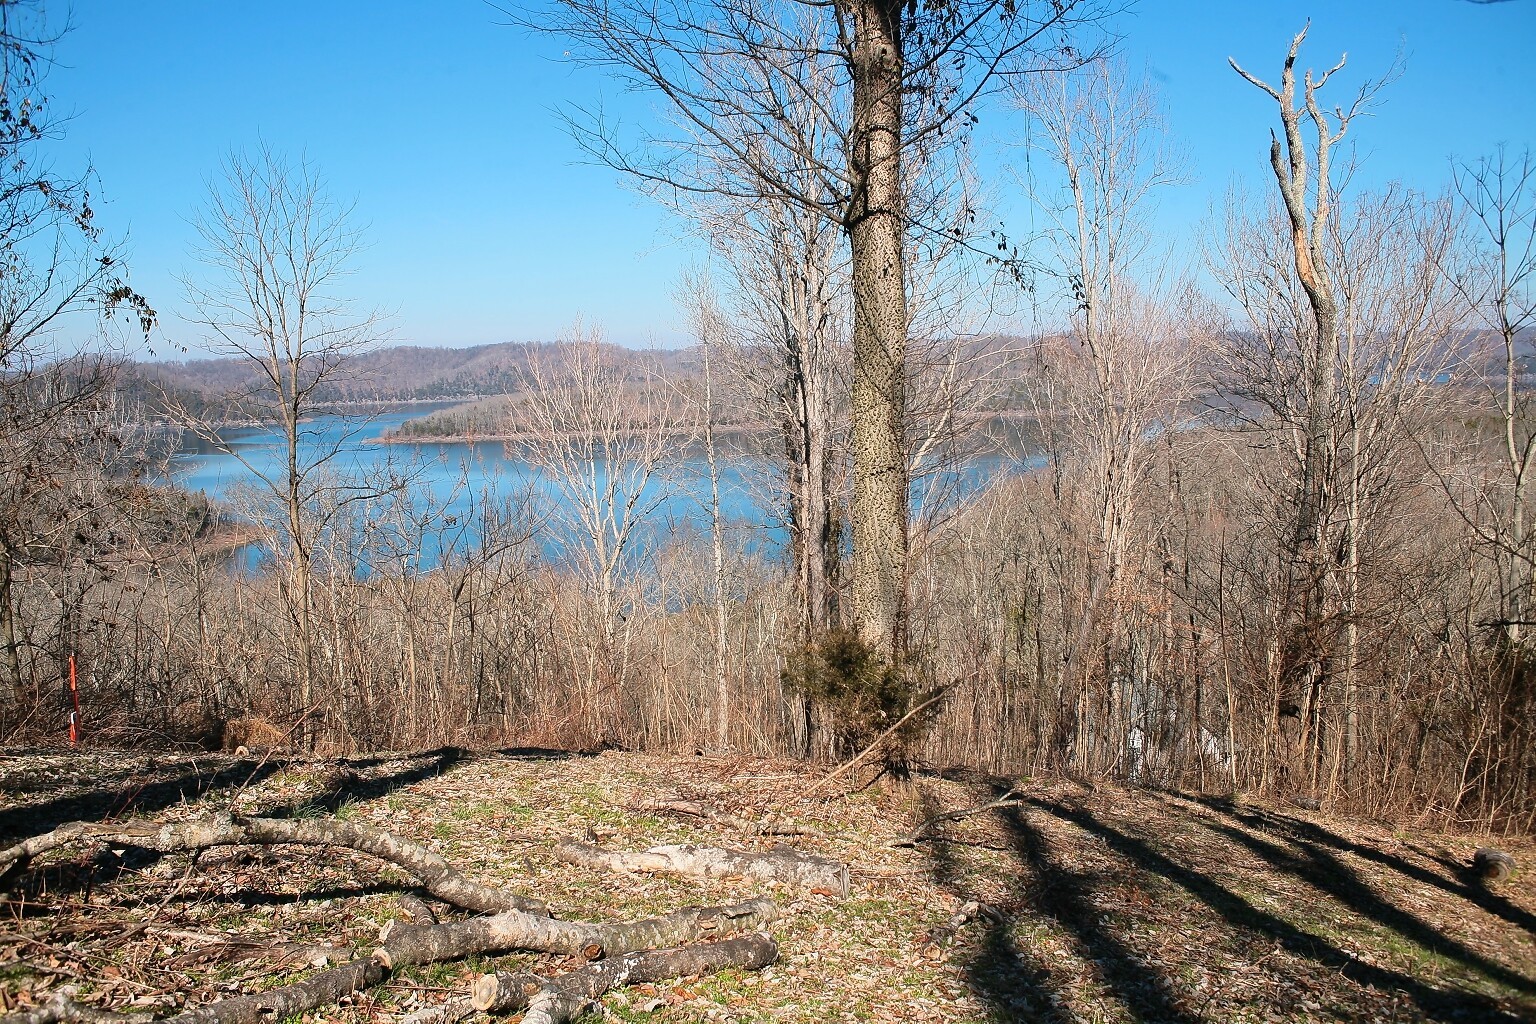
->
[889, 788, 1026, 848]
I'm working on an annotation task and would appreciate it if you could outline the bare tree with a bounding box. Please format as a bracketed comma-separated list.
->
[1442, 149, 1536, 644]
[1213, 179, 1467, 793]
[685, 179, 848, 642]
[1008, 59, 1202, 774]
[675, 270, 735, 749]
[521, 0, 1105, 662]
[181, 148, 383, 746]
[516, 325, 689, 731]
[0, 0, 153, 713]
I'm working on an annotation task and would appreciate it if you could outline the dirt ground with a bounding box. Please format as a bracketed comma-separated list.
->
[1, 746, 1532, 1023]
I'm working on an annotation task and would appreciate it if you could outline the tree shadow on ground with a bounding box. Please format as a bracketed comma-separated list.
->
[2, 746, 486, 905]
[1182, 793, 1536, 939]
[0, 756, 286, 843]
[1181, 805, 1534, 996]
[199, 881, 411, 908]
[987, 796, 1201, 1024]
[263, 745, 470, 817]
[917, 783, 1197, 1023]
[1029, 795, 1527, 1023]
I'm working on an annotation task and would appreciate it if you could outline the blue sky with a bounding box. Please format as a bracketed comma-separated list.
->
[44, 1, 1536, 355]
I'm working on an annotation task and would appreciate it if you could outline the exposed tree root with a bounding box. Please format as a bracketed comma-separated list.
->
[554, 838, 849, 897]
[0, 813, 546, 915]
[470, 934, 779, 1024]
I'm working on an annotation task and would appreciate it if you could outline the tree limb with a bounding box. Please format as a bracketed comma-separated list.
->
[470, 934, 779, 1024]
[0, 813, 546, 915]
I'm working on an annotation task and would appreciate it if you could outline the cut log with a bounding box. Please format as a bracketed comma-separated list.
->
[376, 896, 778, 968]
[554, 839, 849, 897]
[470, 934, 778, 1024]
[1473, 847, 1516, 882]
[0, 813, 545, 915]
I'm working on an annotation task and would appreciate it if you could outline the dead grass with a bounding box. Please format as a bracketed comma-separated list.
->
[1, 746, 1532, 1022]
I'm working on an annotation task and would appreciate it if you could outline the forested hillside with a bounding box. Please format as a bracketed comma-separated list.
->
[3, 1, 1536, 1021]
[125, 340, 696, 410]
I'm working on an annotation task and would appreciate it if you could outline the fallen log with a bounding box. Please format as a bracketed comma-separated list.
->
[375, 896, 778, 968]
[0, 987, 147, 1024]
[0, 813, 545, 915]
[554, 839, 849, 897]
[1473, 847, 1516, 882]
[471, 934, 778, 1024]
[47, 897, 777, 1024]
[156, 957, 385, 1024]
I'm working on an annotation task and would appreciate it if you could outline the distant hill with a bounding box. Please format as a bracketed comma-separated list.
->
[122, 340, 696, 414]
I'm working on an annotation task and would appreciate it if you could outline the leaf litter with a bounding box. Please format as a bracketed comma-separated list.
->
[0, 747, 1532, 1022]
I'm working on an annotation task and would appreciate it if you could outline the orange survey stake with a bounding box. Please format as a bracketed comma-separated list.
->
[67, 653, 79, 745]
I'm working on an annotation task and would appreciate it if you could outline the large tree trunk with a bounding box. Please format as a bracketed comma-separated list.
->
[845, 0, 910, 663]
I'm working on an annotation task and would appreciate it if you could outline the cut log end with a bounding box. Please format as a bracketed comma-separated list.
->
[1473, 847, 1516, 882]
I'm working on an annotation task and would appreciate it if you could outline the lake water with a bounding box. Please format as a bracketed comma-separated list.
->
[169, 406, 1015, 571]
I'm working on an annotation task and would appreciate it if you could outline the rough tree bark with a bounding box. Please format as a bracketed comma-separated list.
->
[846, 0, 911, 663]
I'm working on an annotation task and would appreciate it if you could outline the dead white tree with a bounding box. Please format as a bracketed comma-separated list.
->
[1227, 23, 1395, 770]
[1213, 181, 1467, 793]
[516, 325, 689, 722]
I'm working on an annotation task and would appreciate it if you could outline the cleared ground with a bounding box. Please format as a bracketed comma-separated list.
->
[1, 747, 1532, 1022]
